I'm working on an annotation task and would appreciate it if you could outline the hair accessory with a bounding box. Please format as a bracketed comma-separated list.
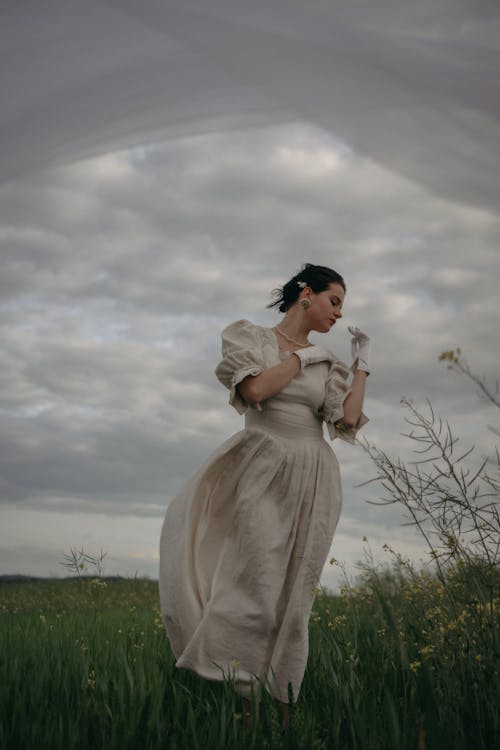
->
[297, 280, 307, 288]
[300, 298, 311, 310]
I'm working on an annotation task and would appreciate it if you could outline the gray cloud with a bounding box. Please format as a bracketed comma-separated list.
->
[0, 121, 498, 584]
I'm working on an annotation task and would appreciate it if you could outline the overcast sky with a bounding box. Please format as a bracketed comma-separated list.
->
[1, 1, 499, 591]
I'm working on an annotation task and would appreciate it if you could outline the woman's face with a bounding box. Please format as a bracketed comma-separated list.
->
[307, 282, 345, 333]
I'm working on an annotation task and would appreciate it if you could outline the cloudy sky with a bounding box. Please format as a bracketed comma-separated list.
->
[1, 1, 499, 591]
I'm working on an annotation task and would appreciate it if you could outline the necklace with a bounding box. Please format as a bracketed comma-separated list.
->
[275, 325, 310, 348]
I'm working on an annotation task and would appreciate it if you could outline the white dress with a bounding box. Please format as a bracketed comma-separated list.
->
[158, 319, 368, 703]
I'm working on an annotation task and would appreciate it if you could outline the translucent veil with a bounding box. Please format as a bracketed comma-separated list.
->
[1, 0, 499, 210]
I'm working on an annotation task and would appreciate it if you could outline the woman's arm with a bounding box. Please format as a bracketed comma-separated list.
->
[341, 368, 368, 427]
[237, 354, 301, 407]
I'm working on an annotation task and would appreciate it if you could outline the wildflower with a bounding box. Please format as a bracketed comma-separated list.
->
[90, 578, 107, 589]
[419, 645, 435, 657]
[444, 533, 458, 551]
[410, 660, 421, 673]
[438, 348, 460, 364]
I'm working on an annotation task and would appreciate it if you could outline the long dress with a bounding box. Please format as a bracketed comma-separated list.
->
[158, 319, 368, 703]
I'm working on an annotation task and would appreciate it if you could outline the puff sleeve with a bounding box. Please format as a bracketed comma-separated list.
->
[214, 319, 266, 415]
[320, 358, 369, 444]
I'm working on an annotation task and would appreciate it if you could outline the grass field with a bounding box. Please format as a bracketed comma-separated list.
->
[1, 562, 498, 749]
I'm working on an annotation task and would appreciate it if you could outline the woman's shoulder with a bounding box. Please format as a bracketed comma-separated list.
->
[221, 318, 270, 338]
[221, 318, 257, 330]
[219, 318, 270, 345]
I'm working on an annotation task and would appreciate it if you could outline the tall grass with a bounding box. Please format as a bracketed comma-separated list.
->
[1, 566, 497, 749]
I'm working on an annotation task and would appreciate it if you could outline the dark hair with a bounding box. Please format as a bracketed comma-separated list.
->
[266, 263, 346, 313]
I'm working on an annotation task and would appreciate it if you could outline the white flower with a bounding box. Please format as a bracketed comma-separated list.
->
[297, 280, 306, 288]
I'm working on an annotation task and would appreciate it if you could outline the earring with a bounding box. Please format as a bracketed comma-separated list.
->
[300, 298, 311, 310]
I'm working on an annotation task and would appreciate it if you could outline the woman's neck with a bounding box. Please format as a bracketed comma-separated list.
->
[275, 312, 311, 347]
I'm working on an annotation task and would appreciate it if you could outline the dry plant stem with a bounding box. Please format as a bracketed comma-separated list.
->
[59, 546, 108, 577]
[439, 348, 500, 409]
[358, 397, 499, 595]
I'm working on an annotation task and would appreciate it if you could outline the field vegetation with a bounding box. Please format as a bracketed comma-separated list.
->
[1, 559, 497, 749]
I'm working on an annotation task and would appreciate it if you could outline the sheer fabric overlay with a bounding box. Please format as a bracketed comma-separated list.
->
[2, 0, 498, 213]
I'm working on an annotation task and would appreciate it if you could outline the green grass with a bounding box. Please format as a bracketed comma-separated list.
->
[1, 565, 498, 749]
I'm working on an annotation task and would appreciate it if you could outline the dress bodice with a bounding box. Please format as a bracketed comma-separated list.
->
[262, 328, 329, 407]
[214, 319, 368, 444]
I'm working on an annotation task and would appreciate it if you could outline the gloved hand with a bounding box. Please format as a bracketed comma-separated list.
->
[348, 326, 371, 374]
[292, 345, 335, 370]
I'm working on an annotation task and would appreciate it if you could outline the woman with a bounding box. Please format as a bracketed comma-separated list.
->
[158, 263, 369, 721]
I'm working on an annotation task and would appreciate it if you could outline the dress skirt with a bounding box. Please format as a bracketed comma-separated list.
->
[158, 401, 343, 703]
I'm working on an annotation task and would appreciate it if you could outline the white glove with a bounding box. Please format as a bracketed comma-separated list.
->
[292, 345, 335, 370]
[348, 326, 371, 374]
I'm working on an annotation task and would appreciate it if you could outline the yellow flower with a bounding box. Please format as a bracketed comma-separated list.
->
[410, 660, 421, 673]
